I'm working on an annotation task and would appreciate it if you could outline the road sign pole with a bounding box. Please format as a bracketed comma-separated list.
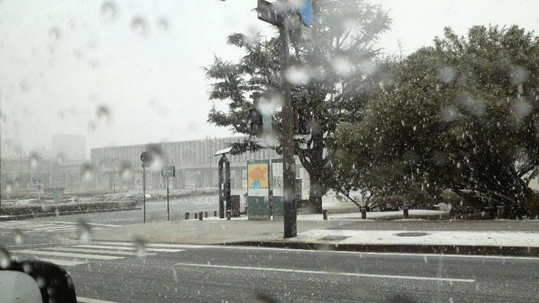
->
[167, 176, 170, 221]
[143, 164, 146, 224]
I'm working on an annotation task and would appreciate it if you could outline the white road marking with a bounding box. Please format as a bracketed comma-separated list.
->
[77, 244, 184, 253]
[49, 247, 157, 256]
[30, 258, 88, 267]
[77, 297, 117, 303]
[11, 249, 123, 260]
[29, 226, 79, 231]
[175, 263, 475, 283]
[184, 244, 539, 261]
[92, 241, 211, 249]
[47, 221, 119, 227]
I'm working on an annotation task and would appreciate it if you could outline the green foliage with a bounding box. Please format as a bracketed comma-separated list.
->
[336, 25, 539, 218]
[204, 0, 391, 212]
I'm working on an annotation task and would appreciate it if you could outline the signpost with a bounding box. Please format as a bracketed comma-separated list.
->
[140, 151, 152, 223]
[162, 166, 176, 221]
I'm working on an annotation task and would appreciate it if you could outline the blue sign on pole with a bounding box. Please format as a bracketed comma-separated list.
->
[299, 0, 313, 26]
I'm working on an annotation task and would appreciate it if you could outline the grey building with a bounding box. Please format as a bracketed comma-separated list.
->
[90, 137, 308, 193]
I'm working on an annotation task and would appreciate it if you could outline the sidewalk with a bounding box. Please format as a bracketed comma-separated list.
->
[85, 212, 539, 257]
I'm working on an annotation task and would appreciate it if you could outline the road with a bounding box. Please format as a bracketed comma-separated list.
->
[1, 208, 539, 302]
[4, 240, 539, 302]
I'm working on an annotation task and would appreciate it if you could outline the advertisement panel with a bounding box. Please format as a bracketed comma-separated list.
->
[272, 161, 283, 197]
[248, 162, 269, 197]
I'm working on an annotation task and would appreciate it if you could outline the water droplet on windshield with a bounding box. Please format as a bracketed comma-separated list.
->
[157, 18, 169, 31]
[5, 181, 13, 193]
[120, 162, 134, 182]
[146, 145, 165, 172]
[29, 153, 40, 169]
[96, 105, 110, 123]
[23, 262, 33, 273]
[81, 163, 96, 183]
[14, 229, 24, 245]
[101, 1, 117, 20]
[133, 237, 147, 258]
[512, 99, 532, 119]
[87, 120, 97, 131]
[440, 106, 459, 122]
[78, 221, 92, 244]
[438, 66, 456, 83]
[331, 56, 352, 77]
[36, 276, 46, 288]
[285, 65, 310, 85]
[509, 65, 528, 84]
[131, 17, 147, 36]
[359, 59, 377, 76]
[0, 249, 11, 269]
[49, 27, 60, 40]
[19, 81, 30, 92]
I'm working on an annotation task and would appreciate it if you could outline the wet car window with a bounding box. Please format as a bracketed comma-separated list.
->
[1, 1, 539, 302]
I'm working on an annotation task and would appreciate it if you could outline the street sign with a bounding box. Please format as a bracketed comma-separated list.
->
[162, 166, 176, 178]
[140, 151, 152, 163]
[299, 0, 313, 25]
[257, 0, 284, 27]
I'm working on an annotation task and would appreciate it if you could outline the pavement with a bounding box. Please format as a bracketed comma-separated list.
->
[85, 210, 539, 257]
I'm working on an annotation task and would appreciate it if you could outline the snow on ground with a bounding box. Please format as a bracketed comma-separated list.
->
[291, 229, 539, 247]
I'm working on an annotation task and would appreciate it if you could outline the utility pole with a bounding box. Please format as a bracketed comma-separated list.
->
[280, 16, 297, 238]
[0, 86, 2, 208]
[256, 0, 312, 238]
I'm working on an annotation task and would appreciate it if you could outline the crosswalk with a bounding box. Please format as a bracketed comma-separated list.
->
[0, 220, 119, 234]
[10, 241, 187, 267]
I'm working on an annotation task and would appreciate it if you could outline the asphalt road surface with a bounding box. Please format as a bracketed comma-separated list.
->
[4, 240, 539, 303]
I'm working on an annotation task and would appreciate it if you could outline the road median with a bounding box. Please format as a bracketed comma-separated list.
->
[0, 201, 139, 221]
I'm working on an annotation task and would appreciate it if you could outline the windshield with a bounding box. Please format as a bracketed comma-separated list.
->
[1, 1, 539, 302]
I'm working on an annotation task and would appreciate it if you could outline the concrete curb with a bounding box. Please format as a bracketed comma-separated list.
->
[222, 241, 539, 257]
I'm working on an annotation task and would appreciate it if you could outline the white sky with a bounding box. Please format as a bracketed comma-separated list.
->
[1, 0, 538, 156]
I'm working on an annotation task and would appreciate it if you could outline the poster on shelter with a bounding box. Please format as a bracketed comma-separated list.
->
[248, 163, 269, 197]
[272, 161, 283, 197]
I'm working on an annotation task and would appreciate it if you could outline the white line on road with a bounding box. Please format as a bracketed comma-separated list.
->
[77, 297, 117, 303]
[92, 241, 212, 249]
[179, 244, 539, 261]
[29, 226, 79, 232]
[175, 263, 475, 283]
[47, 247, 157, 256]
[47, 221, 119, 227]
[76, 244, 185, 253]
[11, 250, 124, 260]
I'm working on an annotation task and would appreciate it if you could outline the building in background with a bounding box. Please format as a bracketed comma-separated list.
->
[52, 134, 86, 162]
[90, 137, 308, 195]
[1, 136, 309, 197]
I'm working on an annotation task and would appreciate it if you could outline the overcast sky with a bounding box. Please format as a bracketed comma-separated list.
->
[1, 0, 538, 156]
